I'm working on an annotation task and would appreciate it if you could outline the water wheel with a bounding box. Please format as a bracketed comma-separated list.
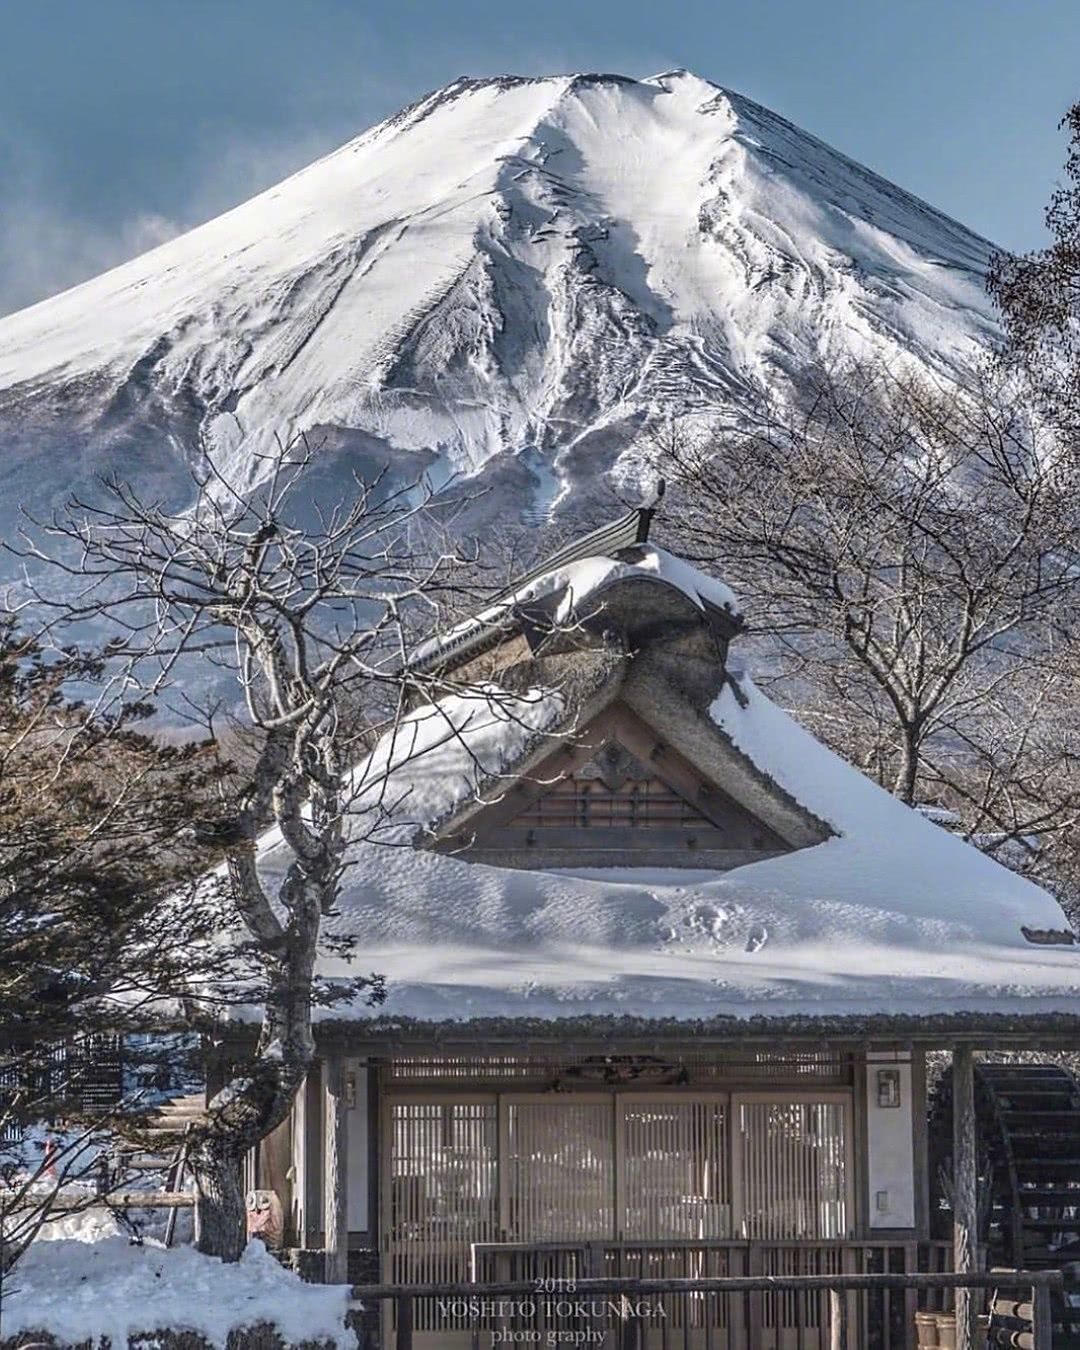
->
[930, 1061, 1080, 1345]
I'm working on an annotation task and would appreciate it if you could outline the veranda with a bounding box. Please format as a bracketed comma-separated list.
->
[242, 1020, 1080, 1349]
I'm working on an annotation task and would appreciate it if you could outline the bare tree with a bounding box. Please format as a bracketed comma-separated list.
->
[988, 99, 1080, 430]
[982, 98, 1080, 909]
[8, 442, 490, 1260]
[659, 360, 1080, 887]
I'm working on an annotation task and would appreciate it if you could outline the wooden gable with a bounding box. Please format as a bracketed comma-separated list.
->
[431, 702, 795, 871]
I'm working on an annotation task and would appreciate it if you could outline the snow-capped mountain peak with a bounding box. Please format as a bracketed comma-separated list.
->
[0, 69, 998, 529]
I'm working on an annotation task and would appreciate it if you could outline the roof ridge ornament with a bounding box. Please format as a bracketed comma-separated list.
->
[408, 483, 670, 676]
[634, 476, 666, 544]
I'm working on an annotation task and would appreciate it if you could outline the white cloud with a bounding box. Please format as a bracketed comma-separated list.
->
[0, 203, 182, 317]
[0, 121, 352, 319]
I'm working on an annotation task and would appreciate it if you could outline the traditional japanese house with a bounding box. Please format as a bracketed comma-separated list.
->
[237, 509, 1080, 1349]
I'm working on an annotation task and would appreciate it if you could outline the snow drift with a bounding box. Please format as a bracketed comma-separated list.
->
[5, 1230, 350, 1348]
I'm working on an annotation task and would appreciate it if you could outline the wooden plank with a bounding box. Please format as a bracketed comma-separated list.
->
[290, 1071, 307, 1247]
[903, 1240, 919, 1350]
[324, 1054, 349, 1284]
[912, 1048, 930, 1240]
[108, 1191, 194, 1208]
[367, 1062, 381, 1256]
[828, 1288, 848, 1350]
[6, 1191, 194, 1210]
[1032, 1282, 1053, 1350]
[952, 1047, 978, 1350]
[341, 1027, 1080, 1056]
[304, 1067, 322, 1247]
[258, 1112, 291, 1220]
[395, 1293, 414, 1350]
[746, 1242, 763, 1350]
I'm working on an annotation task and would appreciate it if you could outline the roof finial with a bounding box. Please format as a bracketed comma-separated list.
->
[635, 477, 666, 542]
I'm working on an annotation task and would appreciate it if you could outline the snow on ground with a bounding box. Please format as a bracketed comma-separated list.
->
[5, 1218, 350, 1347]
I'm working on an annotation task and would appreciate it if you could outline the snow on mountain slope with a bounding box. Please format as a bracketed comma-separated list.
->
[0, 70, 999, 527]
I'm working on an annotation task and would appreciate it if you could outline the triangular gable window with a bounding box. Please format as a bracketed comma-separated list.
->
[432, 705, 794, 871]
[513, 744, 715, 831]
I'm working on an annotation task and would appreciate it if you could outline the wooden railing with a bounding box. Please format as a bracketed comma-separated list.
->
[351, 1270, 1062, 1350]
[470, 1239, 951, 1349]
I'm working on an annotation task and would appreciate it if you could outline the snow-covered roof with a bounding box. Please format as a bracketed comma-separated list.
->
[533, 545, 740, 622]
[255, 550, 1080, 1031]
[411, 538, 740, 673]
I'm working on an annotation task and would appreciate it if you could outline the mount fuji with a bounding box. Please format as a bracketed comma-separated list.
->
[0, 69, 1000, 533]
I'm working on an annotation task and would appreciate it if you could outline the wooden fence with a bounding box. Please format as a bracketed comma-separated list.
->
[351, 1269, 1063, 1350]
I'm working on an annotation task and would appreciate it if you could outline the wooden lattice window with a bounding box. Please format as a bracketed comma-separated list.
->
[735, 1097, 851, 1240]
[622, 1097, 731, 1239]
[385, 1089, 853, 1347]
[505, 1097, 614, 1240]
[388, 1102, 499, 1286]
[516, 775, 710, 829]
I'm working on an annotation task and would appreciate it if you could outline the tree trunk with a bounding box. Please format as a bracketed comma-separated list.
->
[189, 1051, 311, 1260]
[192, 1139, 247, 1262]
[894, 724, 921, 805]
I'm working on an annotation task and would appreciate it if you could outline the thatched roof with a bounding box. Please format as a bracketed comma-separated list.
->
[248, 535, 1080, 1034]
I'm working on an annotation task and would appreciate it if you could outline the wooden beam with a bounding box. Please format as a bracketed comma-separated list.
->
[952, 1046, 978, 1350]
[258, 1112, 291, 1216]
[304, 1068, 321, 1248]
[6, 1191, 195, 1211]
[912, 1047, 930, 1239]
[395, 1293, 413, 1350]
[352, 1271, 1062, 1299]
[107, 1191, 194, 1208]
[327, 1022, 1080, 1058]
[323, 1054, 349, 1283]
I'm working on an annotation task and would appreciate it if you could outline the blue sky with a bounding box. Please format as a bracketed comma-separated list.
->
[0, 0, 1077, 315]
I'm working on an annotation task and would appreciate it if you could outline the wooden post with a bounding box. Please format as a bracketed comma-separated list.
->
[952, 1046, 978, 1350]
[323, 1054, 349, 1284]
[1032, 1281, 1053, 1350]
[828, 1288, 848, 1350]
[747, 1241, 763, 1349]
[395, 1293, 414, 1350]
[619, 1310, 642, 1350]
